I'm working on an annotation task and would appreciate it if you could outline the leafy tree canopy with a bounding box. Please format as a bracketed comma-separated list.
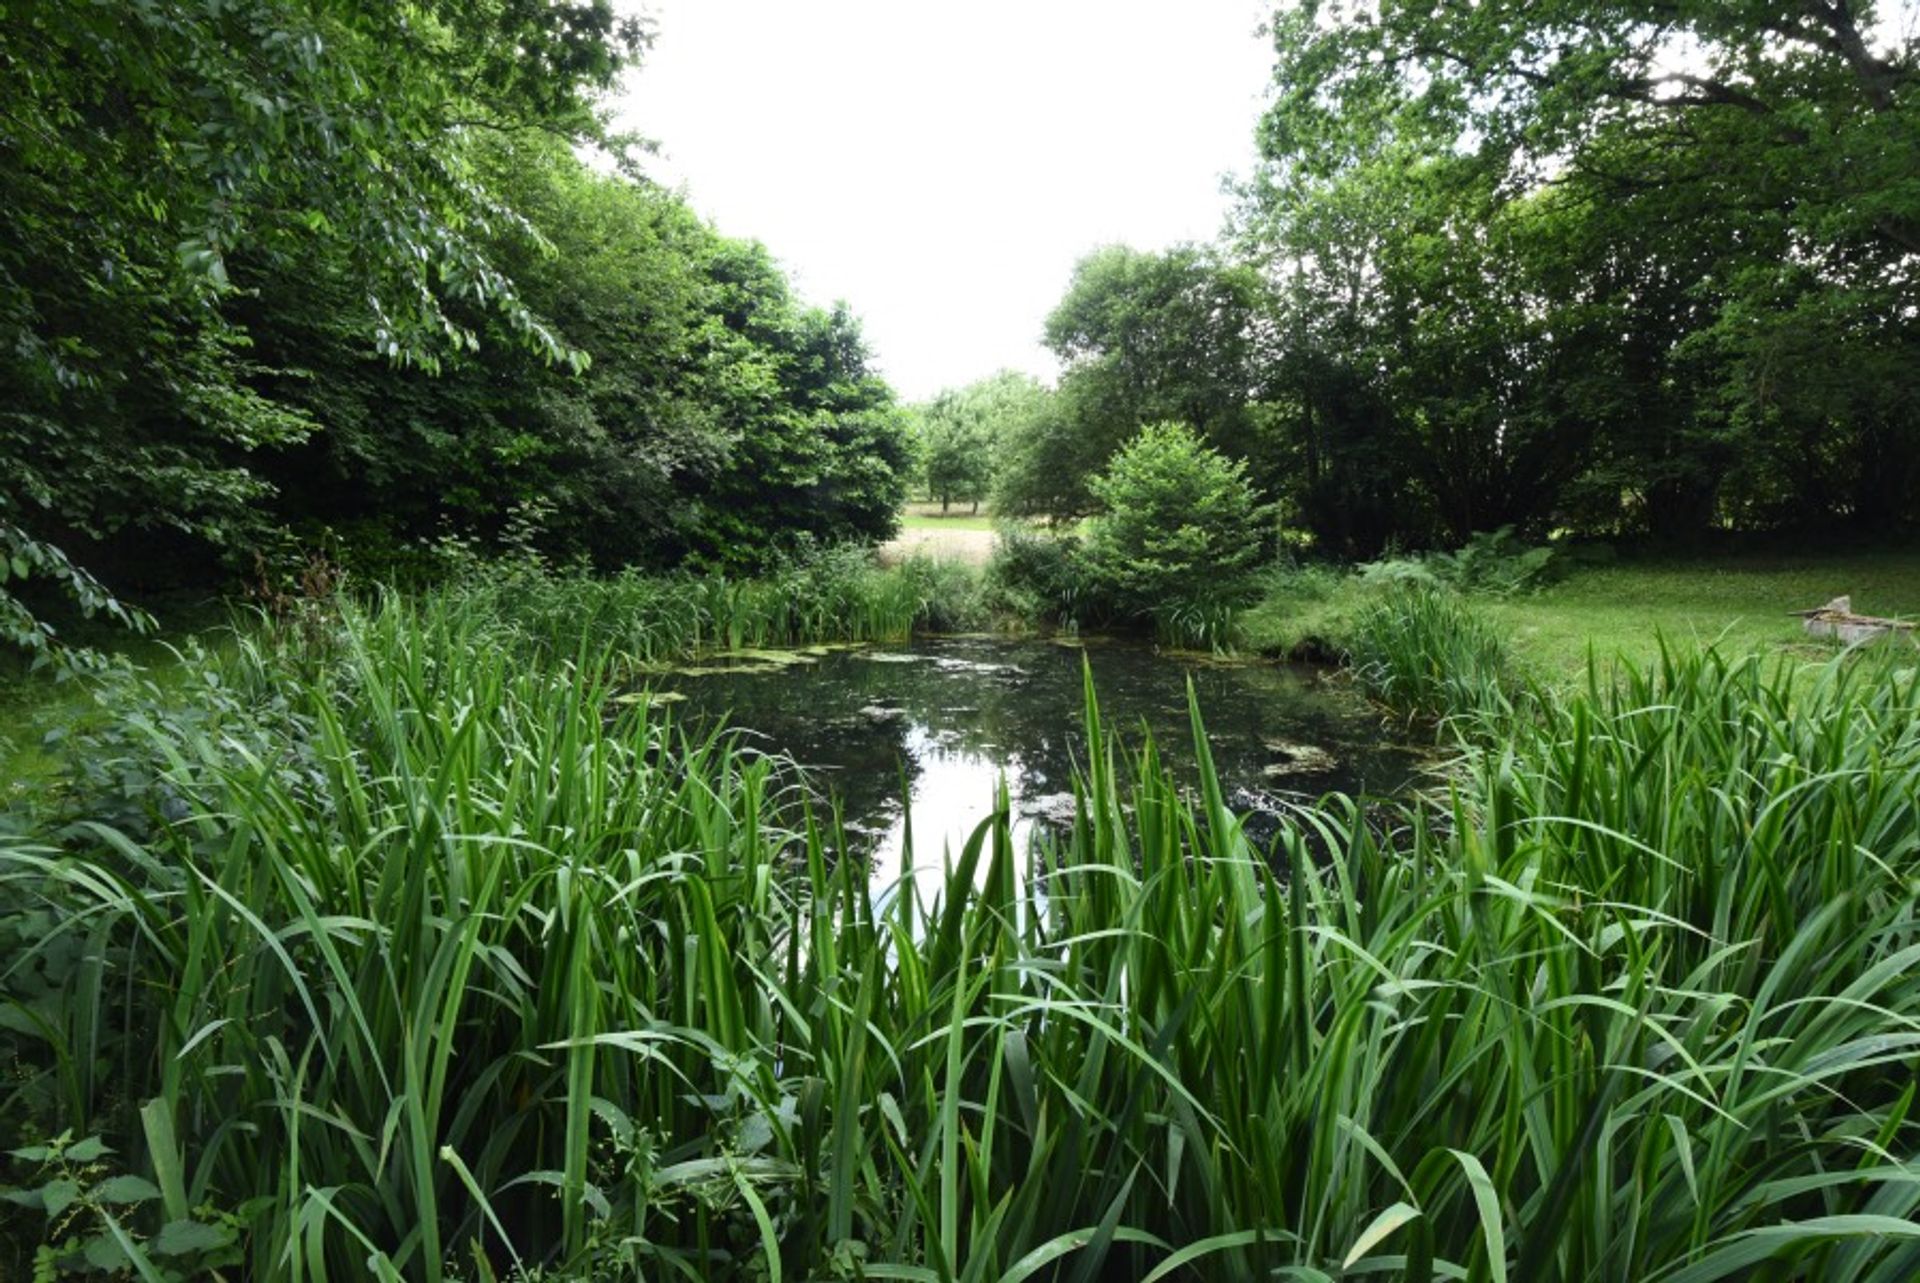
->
[1, 0, 911, 649]
[916, 371, 1046, 512]
[1237, 0, 1920, 545]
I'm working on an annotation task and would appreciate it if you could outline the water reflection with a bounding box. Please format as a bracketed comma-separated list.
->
[653, 637, 1417, 880]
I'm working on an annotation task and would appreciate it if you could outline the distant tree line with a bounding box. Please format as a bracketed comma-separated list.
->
[1, 0, 910, 617]
[968, 2, 1918, 557]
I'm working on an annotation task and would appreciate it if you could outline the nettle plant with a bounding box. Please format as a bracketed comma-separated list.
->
[2, 1130, 245, 1280]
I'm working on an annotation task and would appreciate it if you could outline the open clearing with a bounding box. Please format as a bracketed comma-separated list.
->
[880, 524, 997, 565]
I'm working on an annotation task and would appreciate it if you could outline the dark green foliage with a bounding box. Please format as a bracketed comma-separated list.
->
[1359, 527, 1565, 598]
[245, 162, 912, 575]
[985, 526, 1110, 630]
[1, 1, 909, 656]
[1082, 423, 1271, 643]
[0, 524, 153, 675]
[1244, 0, 1920, 547]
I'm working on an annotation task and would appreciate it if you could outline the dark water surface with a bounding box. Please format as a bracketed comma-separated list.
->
[652, 636, 1420, 894]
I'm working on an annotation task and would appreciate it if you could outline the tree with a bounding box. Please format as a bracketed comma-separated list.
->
[1082, 422, 1270, 615]
[1246, 0, 1920, 542]
[1, 3, 915, 629]
[0, 0, 646, 630]
[917, 371, 1045, 513]
[997, 246, 1270, 523]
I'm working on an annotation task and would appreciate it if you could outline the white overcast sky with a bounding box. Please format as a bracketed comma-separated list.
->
[614, 1, 1276, 401]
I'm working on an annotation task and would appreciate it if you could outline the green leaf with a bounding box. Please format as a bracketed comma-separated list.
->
[1345, 1203, 1423, 1268]
[84, 1231, 131, 1272]
[64, 1136, 111, 1163]
[40, 1178, 81, 1219]
[153, 1219, 236, 1256]
[1448, 1150, 1507, 1283]
[92, 1175, 162, 1205]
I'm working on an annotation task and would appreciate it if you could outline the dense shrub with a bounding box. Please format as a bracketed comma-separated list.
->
[983, 525, 1108, 630]
[1082, 423, 1269, 614]
[1359, 526, 1564, 596]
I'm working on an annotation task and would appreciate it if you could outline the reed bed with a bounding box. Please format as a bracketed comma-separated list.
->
[4, 587, 1920, 1280]
[450, 547, 961, 667]
[1348, 583, 1519, 725]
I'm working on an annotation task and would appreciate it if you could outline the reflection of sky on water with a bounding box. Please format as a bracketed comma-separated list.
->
[655, 637, 1420, 886]
[869, 726, 1037, 912]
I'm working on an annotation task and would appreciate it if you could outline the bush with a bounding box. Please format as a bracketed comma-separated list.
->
[983, 525, 1108, 629]
[1081, 422, 1271, 640]
[1358, 526, 1562, 596]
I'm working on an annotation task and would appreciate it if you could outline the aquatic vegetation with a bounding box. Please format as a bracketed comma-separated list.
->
[435, 546, 980, 667]
[4, 590, 1920, 1280]
[1349, 582, 1519, 724]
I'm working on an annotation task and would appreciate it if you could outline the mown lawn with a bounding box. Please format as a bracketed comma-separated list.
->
[898, 510, 996, 532]
[1482, 546, 1920, 678]
[1245, 545, 1920, 680]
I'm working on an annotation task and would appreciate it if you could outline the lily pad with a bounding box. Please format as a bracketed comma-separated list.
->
[670, 663, 789, 678]
[612, 690, 688, 708]
[710, 648, 819, 666]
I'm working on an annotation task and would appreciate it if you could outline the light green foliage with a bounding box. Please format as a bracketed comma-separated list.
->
[1242, 547, 1920, 678]
[1349, 584, 1519, 724]
[420, 545, 973, 662]
[8, 588, 1920, 1278]
[1081, 423, 1270, 637]
[916, 371, 1045, 514]
[997, 246, 1265, 522]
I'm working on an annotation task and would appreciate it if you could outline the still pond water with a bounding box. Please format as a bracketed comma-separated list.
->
[652, 636, 1420, 898]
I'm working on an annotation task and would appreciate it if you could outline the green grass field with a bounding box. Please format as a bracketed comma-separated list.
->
[1244, 545, 1920, 679]
[898, 505, 996, 531]
[1485, 548, 1920, 676]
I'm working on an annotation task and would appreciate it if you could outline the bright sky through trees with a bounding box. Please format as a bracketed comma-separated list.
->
[619, 1, 1274, 399]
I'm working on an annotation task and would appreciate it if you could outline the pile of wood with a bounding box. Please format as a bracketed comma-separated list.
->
[1792, 596, 1918, 646]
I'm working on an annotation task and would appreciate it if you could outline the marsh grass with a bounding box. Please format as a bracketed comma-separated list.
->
[4, 586, 1920, 1279]
[1349, 583, 1519, 725]
[454, 549, 946, 665]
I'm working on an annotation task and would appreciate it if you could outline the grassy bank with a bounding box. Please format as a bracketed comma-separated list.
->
[5, 575, 1920, 1279]
[1244, 546, 1920, 679]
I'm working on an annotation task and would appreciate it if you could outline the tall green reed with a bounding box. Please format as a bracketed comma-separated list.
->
[1349, 582, 1518, 724]
[4, 588, 1920, 1280]
[445, 546, 973, 669]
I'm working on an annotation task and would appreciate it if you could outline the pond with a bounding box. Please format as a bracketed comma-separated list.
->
[648, 636, 1421, 899]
